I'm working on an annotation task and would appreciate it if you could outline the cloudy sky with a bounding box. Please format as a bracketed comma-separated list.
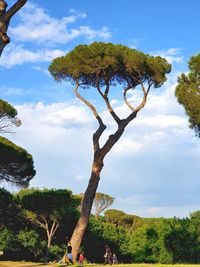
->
[1, 0, 200, 218]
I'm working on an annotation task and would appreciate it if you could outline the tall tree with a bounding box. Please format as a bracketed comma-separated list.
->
[49, 42, 171, 259]
[0, 0, 27, 56]
[94, 192, 114, 218]
[175, 53, 200, 137]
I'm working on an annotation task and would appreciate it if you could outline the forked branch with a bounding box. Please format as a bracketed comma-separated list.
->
[97, 83, 121, 125]
[123, 86, 136, 111]
[74, 83, 106, 153]
[124, 79, 152, 113]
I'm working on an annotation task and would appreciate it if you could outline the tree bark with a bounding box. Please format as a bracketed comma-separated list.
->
[70, 159, 103, 261]
[46, 237, 51, 262]
[45, 220, 59, 262]
[69, 82, 139, 261]
[0, 0, 27, 57]
[70, 122, 130, 261]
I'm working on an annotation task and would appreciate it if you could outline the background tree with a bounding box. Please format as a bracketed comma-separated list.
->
[175, 53, 200, 136]
[0, 0, 27, 56]
[104, 209, 140, 229]
[104, 209, 126, 225]
[0, 100, 35, 187]
[189, 211, 200, 262]
[0, 136, 35, 187]
[17, 188, 79, 262]
[0, 188, 20, 229]
[49, 41, 171, 259]
[0, 0, 35, 188]
[0, 99, 21, 133]
[93, 192, 114, 218]
[0, 188, 25, 260]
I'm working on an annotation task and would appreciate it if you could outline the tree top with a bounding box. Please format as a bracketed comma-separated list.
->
[49, 42, 171, 90]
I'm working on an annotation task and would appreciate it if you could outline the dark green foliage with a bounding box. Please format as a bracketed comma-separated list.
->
[0, 100, 35, 188]
[17, 188, 73, 216]
[128, 217, 198, 264]
[0, 136, 35, 187]
[175, 53, 200, 136]
[16, 188, 80, 261]
[0, 101, 35, 188]
[0, 99, 17, 118]
[0, 188, 20, 229]
[104, 209, 140, 228]
[0, 228, 14, 252]
[49, 42, 171, 90]
[17, 229, 43, 259]
[84, 216, 131, 263]
[0, 99, 21, 134]
[2, 186, 200, 264]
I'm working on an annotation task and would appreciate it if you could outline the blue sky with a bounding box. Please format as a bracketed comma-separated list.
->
[1, 0, 200, 218]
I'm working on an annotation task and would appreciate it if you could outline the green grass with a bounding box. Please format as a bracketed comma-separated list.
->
[2, 263, 200, 267]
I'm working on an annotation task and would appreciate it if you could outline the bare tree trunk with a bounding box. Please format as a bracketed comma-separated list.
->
[45, 221, 58, 262]
[46, 237, 51, 263]
[69, 83, 139, 261]
[70, 124, 128, 261]
[70, 159, 103, 261]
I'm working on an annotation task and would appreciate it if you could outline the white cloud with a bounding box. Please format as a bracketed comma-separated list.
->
[16, 101, 93, 129]
[75, 174, 85, 181]
[112, 138, 143, 155]
[151, 48, 184, 64]
[0, 44, 66, 67]
[135, 114, 187, 128]
[6, 70, 200, 218]
[9, 2, 111, 45]
[78, 26, 111, 39]
[0, 86, 24, 95]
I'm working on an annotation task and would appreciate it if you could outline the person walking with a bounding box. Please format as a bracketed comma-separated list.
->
[79, 253, 85, 266]
[67, 242, 73, 264]
[104, 245, 112, 265]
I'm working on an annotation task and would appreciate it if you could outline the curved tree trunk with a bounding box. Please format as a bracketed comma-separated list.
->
[70, 124, 128, 261]
[70, 159, 103, 261]
[69, 83, 138, 261]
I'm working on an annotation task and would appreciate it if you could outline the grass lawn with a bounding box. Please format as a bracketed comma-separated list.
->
[2, 264, 200, 267]
[0, 262, 67, 267]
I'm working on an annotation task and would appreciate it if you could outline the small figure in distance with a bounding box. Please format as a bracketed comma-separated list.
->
[67, 242, 73, 264]
[104, 245, 112, 265]
[112, 253, 118, 265]
[79, 253, 85, 266]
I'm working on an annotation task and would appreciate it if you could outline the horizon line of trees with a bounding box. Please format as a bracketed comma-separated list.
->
[1, 187, 200, 264]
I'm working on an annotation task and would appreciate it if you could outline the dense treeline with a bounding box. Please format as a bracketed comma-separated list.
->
[1, 187, 200, 263]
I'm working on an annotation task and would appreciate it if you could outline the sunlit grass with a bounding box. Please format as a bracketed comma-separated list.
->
[2, 263, 200, 267]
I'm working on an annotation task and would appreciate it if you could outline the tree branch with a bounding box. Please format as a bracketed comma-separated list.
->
[51, 221, 59, 237]
[97, 83, 121, 125]
[99, 125, 125, 161]
[123, 86, 136, 111]
[4, 0, 27, 21]
[124, 74, 152, 113]
[135, 83, 151, 112]
[74, 83, 106, 154]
